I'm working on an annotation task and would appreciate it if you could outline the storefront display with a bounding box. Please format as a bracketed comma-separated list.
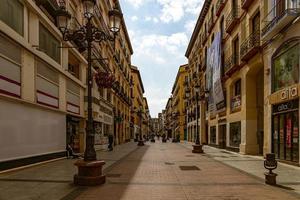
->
[229, 122, 241, 148]
[272, 100, 299, 163]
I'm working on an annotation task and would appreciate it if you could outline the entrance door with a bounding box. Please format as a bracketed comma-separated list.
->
[219, 124, 227, 149]
[272, 111, 299, 163]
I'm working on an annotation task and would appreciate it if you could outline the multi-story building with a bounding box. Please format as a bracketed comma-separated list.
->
[261, 0, 300, 165]
[171, 64, 189, 140]
[185, 0, 300, 165]
[0, 0, 133, 170]
[164, 97, 173, 138]
[130, 65, 145, 140]
[142, 97, 150, 137]
[111, 1, 134, 145]
[150, 118, 159, 133]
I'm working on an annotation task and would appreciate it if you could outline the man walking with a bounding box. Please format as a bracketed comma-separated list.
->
[108, 134, 114, 151]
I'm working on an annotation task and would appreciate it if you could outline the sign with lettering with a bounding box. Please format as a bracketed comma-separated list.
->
[273, 99, 298, 114]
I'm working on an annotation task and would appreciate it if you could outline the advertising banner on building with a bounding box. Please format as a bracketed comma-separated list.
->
[206, 32, 225, 113]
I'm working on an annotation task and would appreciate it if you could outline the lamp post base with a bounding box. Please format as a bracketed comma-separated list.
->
[74, 160, 106, 186]
[137, 140, 144, 146]
[264, 172, 277, 185]
[192, 144, 204, 153]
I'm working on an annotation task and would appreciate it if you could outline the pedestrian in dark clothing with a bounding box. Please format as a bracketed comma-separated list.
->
[108, 134, 114, 151]
[66, 144, 80, 159]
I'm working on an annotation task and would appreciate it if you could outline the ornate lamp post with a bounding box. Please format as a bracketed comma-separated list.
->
[137, 107, 145, 146]
[56, 0, 122, 186]
[186, 85, 209, 153]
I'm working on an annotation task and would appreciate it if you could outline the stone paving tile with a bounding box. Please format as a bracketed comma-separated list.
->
[75, 142, 300, 200]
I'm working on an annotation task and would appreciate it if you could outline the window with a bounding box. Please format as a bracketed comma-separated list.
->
[272, 40, 299, 92]
[0, 0, 23, 35]
[234, 79, 241, 96]
[39, 23, 61, 63]
[233, 37, 239, 64]
[230, 122, 241, 148]
[210, 126, 216, 144]
[68, 53, 80, 79]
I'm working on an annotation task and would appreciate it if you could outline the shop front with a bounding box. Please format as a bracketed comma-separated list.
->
[66, 115, 81, 153]
[272, 100, 299, 163]
[269, 38, 300, 165]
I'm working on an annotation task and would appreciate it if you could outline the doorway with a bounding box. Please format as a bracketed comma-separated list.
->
[272, 101, 299, 163]
[219, 124, 227, 149]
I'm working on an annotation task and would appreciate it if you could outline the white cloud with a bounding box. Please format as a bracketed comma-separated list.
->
[124, 0, 144, 8]
[153, 17, 159, 23]
[184, 19, 197, 34]
[157, 0, 204, 23]
[131, 15, 138, 21]
[145, 16, 152, 21]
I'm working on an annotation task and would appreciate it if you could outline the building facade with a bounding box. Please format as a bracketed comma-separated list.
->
[0, 0, 134, 170]
[171, 64, 189, 140]
[131, 65, 145, 140]
[185, 0, 300, 165]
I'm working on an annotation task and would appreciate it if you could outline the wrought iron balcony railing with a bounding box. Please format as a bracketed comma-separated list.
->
[240, 30, 261, 61]
[224, 53, 239, 74]
[225, 7, 240, 33]
[261, 0, 300, 40]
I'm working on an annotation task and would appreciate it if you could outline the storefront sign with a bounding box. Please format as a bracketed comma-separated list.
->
[273, 99, 298, 114]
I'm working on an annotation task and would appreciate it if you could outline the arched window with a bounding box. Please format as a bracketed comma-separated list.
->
[272, 39, 300, 92]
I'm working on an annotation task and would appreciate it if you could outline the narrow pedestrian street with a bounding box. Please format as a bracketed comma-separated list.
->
[73, 142, 300, 200]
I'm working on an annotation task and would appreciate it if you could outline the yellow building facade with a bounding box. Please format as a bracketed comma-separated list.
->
[171, 64, 189, 140]
[185, 0, 300, 165]
[131, 65, 145, 140]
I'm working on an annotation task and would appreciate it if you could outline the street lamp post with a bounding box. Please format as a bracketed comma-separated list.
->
[185, 85, 208, 153]
[56, 0, 122, 186]
[137, 108, 145, 146]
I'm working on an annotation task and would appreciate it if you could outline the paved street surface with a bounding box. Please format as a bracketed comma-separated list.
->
[1, 141, 300, 200]
[75, 141, 299, 200]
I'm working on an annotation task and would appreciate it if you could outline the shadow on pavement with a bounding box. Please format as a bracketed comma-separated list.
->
[61, 144, 150, 200]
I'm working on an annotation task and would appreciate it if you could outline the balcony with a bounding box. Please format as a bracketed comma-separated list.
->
[240, 30, 261, 61]
[216, 0, 226, 16]
[241, 0, 253, 9]
[36, 0, 65, 19]
[224, 53, 240, 75]
[261, 0, 300, 41]
[231, 95, 241, 112]
[225, 7, 240, 33]
[208, 17, 214, 33]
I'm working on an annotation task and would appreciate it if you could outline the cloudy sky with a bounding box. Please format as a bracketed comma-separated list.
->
[119, 0, 204, 117]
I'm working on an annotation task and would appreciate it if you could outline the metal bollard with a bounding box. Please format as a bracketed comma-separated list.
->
[264, 153, 277, 185]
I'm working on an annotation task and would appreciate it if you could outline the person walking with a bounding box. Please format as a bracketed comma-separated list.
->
[108, 134, 114, 151]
